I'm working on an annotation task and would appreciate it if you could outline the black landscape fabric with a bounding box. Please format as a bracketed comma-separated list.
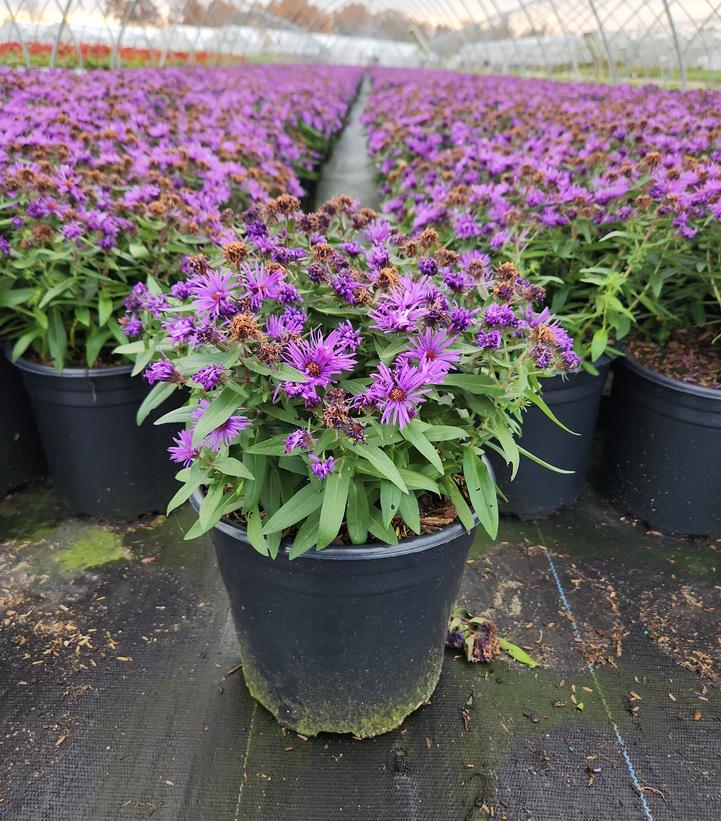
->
[1, 480, 720, 821]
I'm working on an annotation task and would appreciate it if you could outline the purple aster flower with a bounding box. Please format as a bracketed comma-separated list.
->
[449, 307, 478, 333]
[531, 345, 553, 370]
[418, 257, 438, 276]
[168, 429, 199, 468]
[284, 429, 314, 454]
[484, 303, 519, 328]
[366, 362, 432, 429]
[170, 281, 193, 299]
[309, 454, 335, 479]
[306, 262, 327, 283]
[476, 330, 502, 349]
[340, 241, 361, 255]
[283, 328, 357, 387]
[62, 221, 83, 240]
[0, 236, 10, 255]
[121, 314, 143, 337]
[241, 261, 285, 310]
[192, 270, 237, 318]
[193, 364, 225, 391]
[144, 359, 179, 384]
[266, 306, 307, 338]
[398, 329, 461, 379]
[277, 283, 300, 304]
[367, 244, 390, 270]
[162, 316, 195, 345]
[329, 320, 362, 352]
[203, 414, 251, 451]
[331, 272, 361, 304]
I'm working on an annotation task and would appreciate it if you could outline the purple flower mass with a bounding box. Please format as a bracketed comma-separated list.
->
[168, 430, 199, 467]
[192, 271, 238, 318]
[283, 329, 357, 388]
[309, 454, 335, 479]
[365, 362, 432, 428]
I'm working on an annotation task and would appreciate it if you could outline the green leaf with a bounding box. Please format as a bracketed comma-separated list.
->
[590, 327, 608, 362]
[129, 243, 150, 259]
[10, 330, 40, 361]
[346, 480, 369, 544]
[317, 458, 351, 550]
[246, 507, 270, 556]
[98, 293, 113, 326]
[463, 448, 498, 540]
[367, 508, 398, 545]
[289, 511, 321, 560]
[86, 328, 111, 368]
[498, 637, 540, 669]
[442, 373, 502, 396]
[47, 308, 67, 371]
[213, 457, 254, 479]
[199, 481, 225, 529]
[352, 443, 408, 493]
[443, 477, 475, 532]
[273, 364, 308, 383]
[153, 405, 195, 426]
[398, 491, 421, 534]
[136, 382, 177, 426]
[242, 454, 267, 510]
[491, 420, 520, 480]
[401, 420, 443, 474]
[38, 278, 74, 309]
[380, 480, 402, 527]
[423, 425, 469, 442]
[245, 434, 288, 455]
[524, 390, 578, 436]
[166, 467, 208, 515]
[192, 387, 241, 446]
[397, 468, 441, 495]
[0, 287, 33, 308]
[517, 446, 574, 474]
[113, 340, 146, 355]
[263, 483, 323, 534]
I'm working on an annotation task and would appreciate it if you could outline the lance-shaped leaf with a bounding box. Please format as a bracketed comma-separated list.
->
[263, 483, 324, 535]
[317, 457, 351, 550]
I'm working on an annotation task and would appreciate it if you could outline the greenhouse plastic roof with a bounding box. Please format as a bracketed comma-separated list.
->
[3, 1, 721, 85]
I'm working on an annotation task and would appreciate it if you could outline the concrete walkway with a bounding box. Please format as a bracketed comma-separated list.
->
[313, 78, 381, 211]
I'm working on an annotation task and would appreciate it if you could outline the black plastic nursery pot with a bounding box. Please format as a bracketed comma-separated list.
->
[0, 351, 45, 497]
[601, 356, 721, 536]
[193, 489, 476, 737]
[488, 357, 611, 520]
[13, 356, 179, 519]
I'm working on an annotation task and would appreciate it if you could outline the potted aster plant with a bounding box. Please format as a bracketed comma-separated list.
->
[128, 194, 578, 737]
[363, 69, 721, 525]
[600, 224, 721, 535]
[0, 64, 360, 515]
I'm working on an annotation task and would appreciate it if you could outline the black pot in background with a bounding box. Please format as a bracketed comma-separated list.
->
[14, 357, 179, 519]
[0, 352, 45, 497]
[489, 357, 611, 520]
[195, 488, 475, 737]
[601, 356, 721, 536]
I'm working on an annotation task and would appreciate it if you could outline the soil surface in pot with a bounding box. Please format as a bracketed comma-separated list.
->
[625, 328, 721, 389]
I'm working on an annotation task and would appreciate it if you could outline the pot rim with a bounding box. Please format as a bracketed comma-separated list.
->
[621, 354, 721, 400]
[190, 488, 477, 561]
[6, 344, 132, 379]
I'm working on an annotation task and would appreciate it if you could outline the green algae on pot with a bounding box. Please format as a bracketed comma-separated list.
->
[193, 489, 475, 738]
